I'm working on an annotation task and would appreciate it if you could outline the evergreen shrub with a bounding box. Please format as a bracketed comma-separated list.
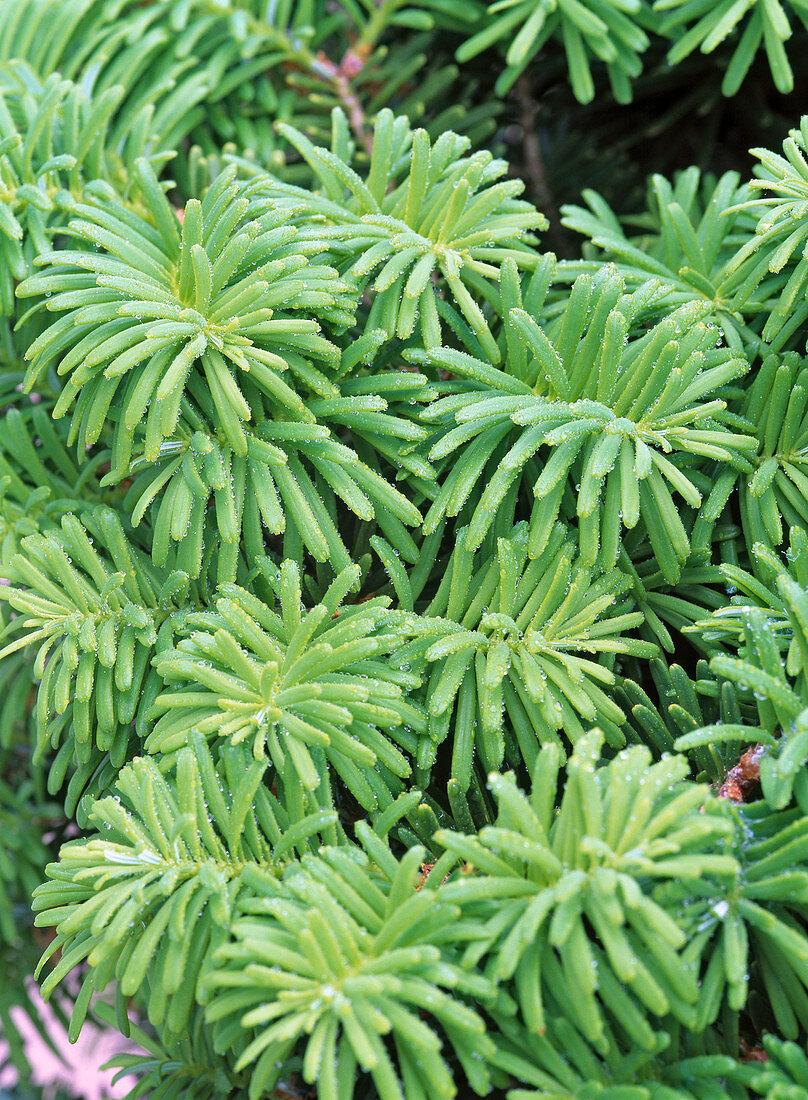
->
[4, 1, 808, 1098]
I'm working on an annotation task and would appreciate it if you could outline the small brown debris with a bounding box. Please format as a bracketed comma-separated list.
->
[415, 861, 452, 890]
[272, 1074, 316, 1099]
[415, 860, 436, 890]
[739, 1038, 769, 1063]
[718, 744, 765, 803]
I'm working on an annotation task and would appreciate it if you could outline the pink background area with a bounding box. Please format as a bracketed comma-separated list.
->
[1, 984, 142, 1099]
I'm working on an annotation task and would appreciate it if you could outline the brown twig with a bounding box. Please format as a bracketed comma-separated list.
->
[311, 48, 374, 156]
[512, 75, 564, 254]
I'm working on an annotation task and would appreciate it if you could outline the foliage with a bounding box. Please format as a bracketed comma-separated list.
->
[102, 1005, 252, 1100]
[724, 119, 808, 350]
[679, 528, 808, 810]
[390, 523, 655, 783]
[148, 560, 422, 809]
[208, 835, 498, 1100]
[655, 0, 808, 96]
[32, 735, 337, 1041]
[455, 0, 652, 104]
[257, 108, 546, 356]
[0, 509, 176, 769]
[559, 168, 763, 350]
[6, 2, 808, 1100]
[438, 733, 737, 1042]
[0, 60, 158, 317]
[422, 265, 755, 580]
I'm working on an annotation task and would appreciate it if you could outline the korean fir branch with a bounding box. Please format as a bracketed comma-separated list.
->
[733, 351, 808, 553]
[206, 828, 499, 1100]
[724, 117, 808, 351]
[658, 792, 808, 1042]
[502, 1022, 753, 1099]
[116, 358, 431, 586]
[0, 0, 500, 178]
[16, 158, 353, 458]
[258, 30, 502, 175]
[465, 738, 808, 1066]
[15, 160, 423, 575]
[680, 528, 808, 811]
[559, 167, 764, 351]
[387, 520, 655, 788]
[260, 107, 546, 359]
[0, 508, 187, 771]
[99, 1004, 253, 1100]
[656, 0, 808, 96]
[618, 656, 757, 784]
[32, 733, 338, 1044]
[0, 516, 137, 826]
[612, 526, 735, 657]
[147, 559, 425, 814]
[0, 59, 164, 316]
[435, 731, 739, 1050]
[744, 1036, 808, 1095]
[0, 399, 110, 554]
[455, 0, 653, 103]
[422, 261, 756, 582]
[0, 0, 342, 156]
